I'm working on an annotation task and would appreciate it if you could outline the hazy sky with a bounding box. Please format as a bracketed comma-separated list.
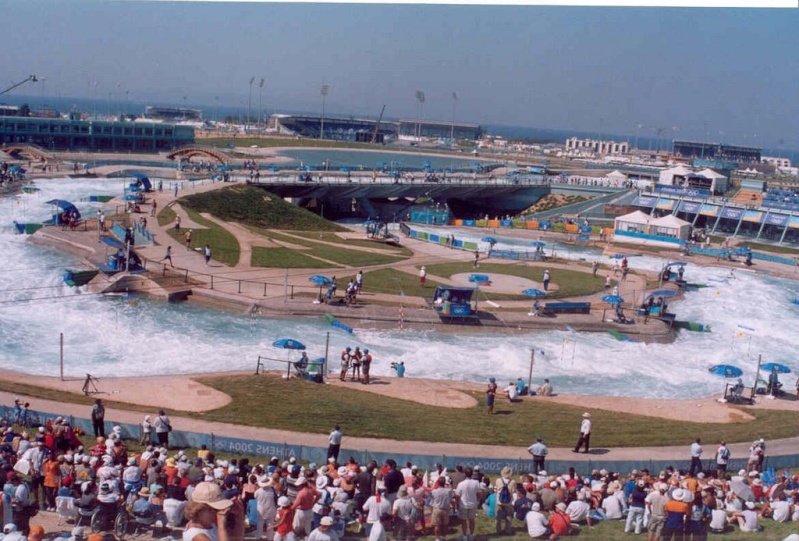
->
[3, 1, 798, 148]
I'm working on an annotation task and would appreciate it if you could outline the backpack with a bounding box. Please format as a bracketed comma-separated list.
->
[498, 479, 511, 504]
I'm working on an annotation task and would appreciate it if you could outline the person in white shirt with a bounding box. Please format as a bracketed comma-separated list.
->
[368, 512, 392, 541]
[769, 496, 792, 523]
[573, 412, 592, 453]
[307, 516, 338, 541]
[504, 382, 518, 402]
[455, 468, 481, 541]
[601, 487, 624, 519]
[524, 502, 550, 539]
[689, 438, 703, 476]
[565, 495, 592, 526]
[255, 477, 279, 540]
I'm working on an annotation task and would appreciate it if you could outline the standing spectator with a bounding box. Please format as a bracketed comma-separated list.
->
[573, 412, 592, 454]
[183, 481, 244, 541]
[204, 244, 212, 266]
[455, 467, 481, 540]
[646, 483, 669, 541]
[150, 198, 157, 217]
[625, 479, 647, 534]
[542, 269, 551, 291]
[716, 441, 731, 476]
[429, 477, 453, 541]
[690, 438, 703, 476]
[419, 266, 426, 287]
[494, 467, 516, 534]
[327, 425, 342, 462]
[486, 378, 497, 415]
[369, 512, 392, 541]
[185, 229, 193, 250]
[174, 215, 181, 232]
[527, 437, 548, 473]
[141, 415, 152, 445]
[154, 409, 171, 447]
[90, 399, 105, 438]
[254, 477, 279, 541]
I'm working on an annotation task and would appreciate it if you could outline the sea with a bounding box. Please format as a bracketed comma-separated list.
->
[2, 177, 799, 399]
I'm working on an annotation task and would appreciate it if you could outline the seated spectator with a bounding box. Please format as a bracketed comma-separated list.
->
[504, 382, 519, 402]
[732, 501, 761, 532]
[536, 379, 554, 397]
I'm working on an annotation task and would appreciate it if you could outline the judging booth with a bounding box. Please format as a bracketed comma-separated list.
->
[614, 210, 652, 234]
[649, 214, 691, 241]
[432, 286, 478, 321]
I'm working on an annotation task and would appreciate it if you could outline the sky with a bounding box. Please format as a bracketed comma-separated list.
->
[2, 1, 798, 149]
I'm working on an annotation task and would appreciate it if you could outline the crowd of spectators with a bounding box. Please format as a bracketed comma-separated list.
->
[3, 407, 799, 541]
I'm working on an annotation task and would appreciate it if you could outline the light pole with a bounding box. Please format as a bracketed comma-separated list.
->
[450, 92, 457, 143]
[214, 96, 219, 125]
[247, 77, 255, 134]
[320, 84, 329, 139]
[415, 90, 425, 139]
[258, 78, 264, 132]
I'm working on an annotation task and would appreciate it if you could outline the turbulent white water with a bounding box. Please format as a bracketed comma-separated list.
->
[2, 178, 799, 398]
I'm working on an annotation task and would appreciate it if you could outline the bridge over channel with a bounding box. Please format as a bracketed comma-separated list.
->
[166, 145, 233, 164]
[247, 174, 618, 218]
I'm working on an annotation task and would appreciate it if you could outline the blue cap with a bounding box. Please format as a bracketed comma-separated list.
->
[364, 349, 369, 354]
[489, 377, 496, 383]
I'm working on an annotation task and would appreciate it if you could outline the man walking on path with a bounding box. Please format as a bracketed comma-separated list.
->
[91, 399, 105, 438]
[689, 438, 703, 476]
[160, 246, 174, 268]
[573, 412, 591, 453]
[185, 229, 192, 250]
[328, 424, 342, 462]
[150, 198, 157, 217]
[204, 244, 211, 266]
[543, 269, 551, 291]
[419, 266, 426, 287]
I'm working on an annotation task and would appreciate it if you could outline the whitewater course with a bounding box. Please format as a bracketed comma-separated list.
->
[3, 175, 799, 403]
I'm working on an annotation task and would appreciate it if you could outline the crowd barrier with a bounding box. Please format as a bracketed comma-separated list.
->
[3, 405, 797, 476]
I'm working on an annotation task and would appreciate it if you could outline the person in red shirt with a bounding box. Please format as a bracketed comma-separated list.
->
[550, 502, 572, 539]
[292, 477, 317, 536]
[270, 496, 296, 541]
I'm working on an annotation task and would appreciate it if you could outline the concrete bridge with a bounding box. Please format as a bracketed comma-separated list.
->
[246, 173, 615, 218]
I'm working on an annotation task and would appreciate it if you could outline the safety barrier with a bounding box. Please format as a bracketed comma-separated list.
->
[3, 405, 797, 476]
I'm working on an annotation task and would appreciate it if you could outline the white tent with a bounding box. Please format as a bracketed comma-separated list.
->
[698, 168, 729, 193]
[614, 210, 652, 234]
[659, 165, 693, 185]
[606, 170, 628, 182]
[649, 214, 691, 240]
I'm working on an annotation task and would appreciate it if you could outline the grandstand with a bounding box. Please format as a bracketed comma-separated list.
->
[674, 140, 761, 164]
[272, 114, 396, 142]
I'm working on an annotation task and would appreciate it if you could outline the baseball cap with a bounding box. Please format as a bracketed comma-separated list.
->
[192, 481, 233, 510]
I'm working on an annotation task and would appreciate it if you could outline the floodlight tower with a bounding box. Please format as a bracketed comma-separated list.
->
[415, 90, 425, 139]
[320, 84, 330, 139]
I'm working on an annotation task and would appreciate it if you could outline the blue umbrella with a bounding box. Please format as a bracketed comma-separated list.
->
[762, 362, 791, 374]
[531, 241, 546, 247]
[308, 275, 334, 287]
[709, 364, 743, 378]
[482, 236, 497, 244]
[522, 288, 547, 298]
[122, 194, 138, 201]
[273, 338, 306, 350]
[308, 275, 335, 303]
[610, 254, 627, 260]
[602, 294, 625, 304]
[273, 338, 307, 378]
[647, 290, 678, 299]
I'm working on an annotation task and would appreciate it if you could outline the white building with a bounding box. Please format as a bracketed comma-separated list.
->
[762, 156, 792, 168]
[565, 137, 629, 155]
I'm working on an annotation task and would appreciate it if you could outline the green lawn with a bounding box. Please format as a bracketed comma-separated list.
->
[251, 246, 338, 268]
[161, 208, 240, 266]
[250, 229, 407, 267]
[291, 231, 414, 256]
[193, 374, 799, 448]
[1, 373, 798, 450]
[424, 262, 609, 299]
[336, 268, 444, 297]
